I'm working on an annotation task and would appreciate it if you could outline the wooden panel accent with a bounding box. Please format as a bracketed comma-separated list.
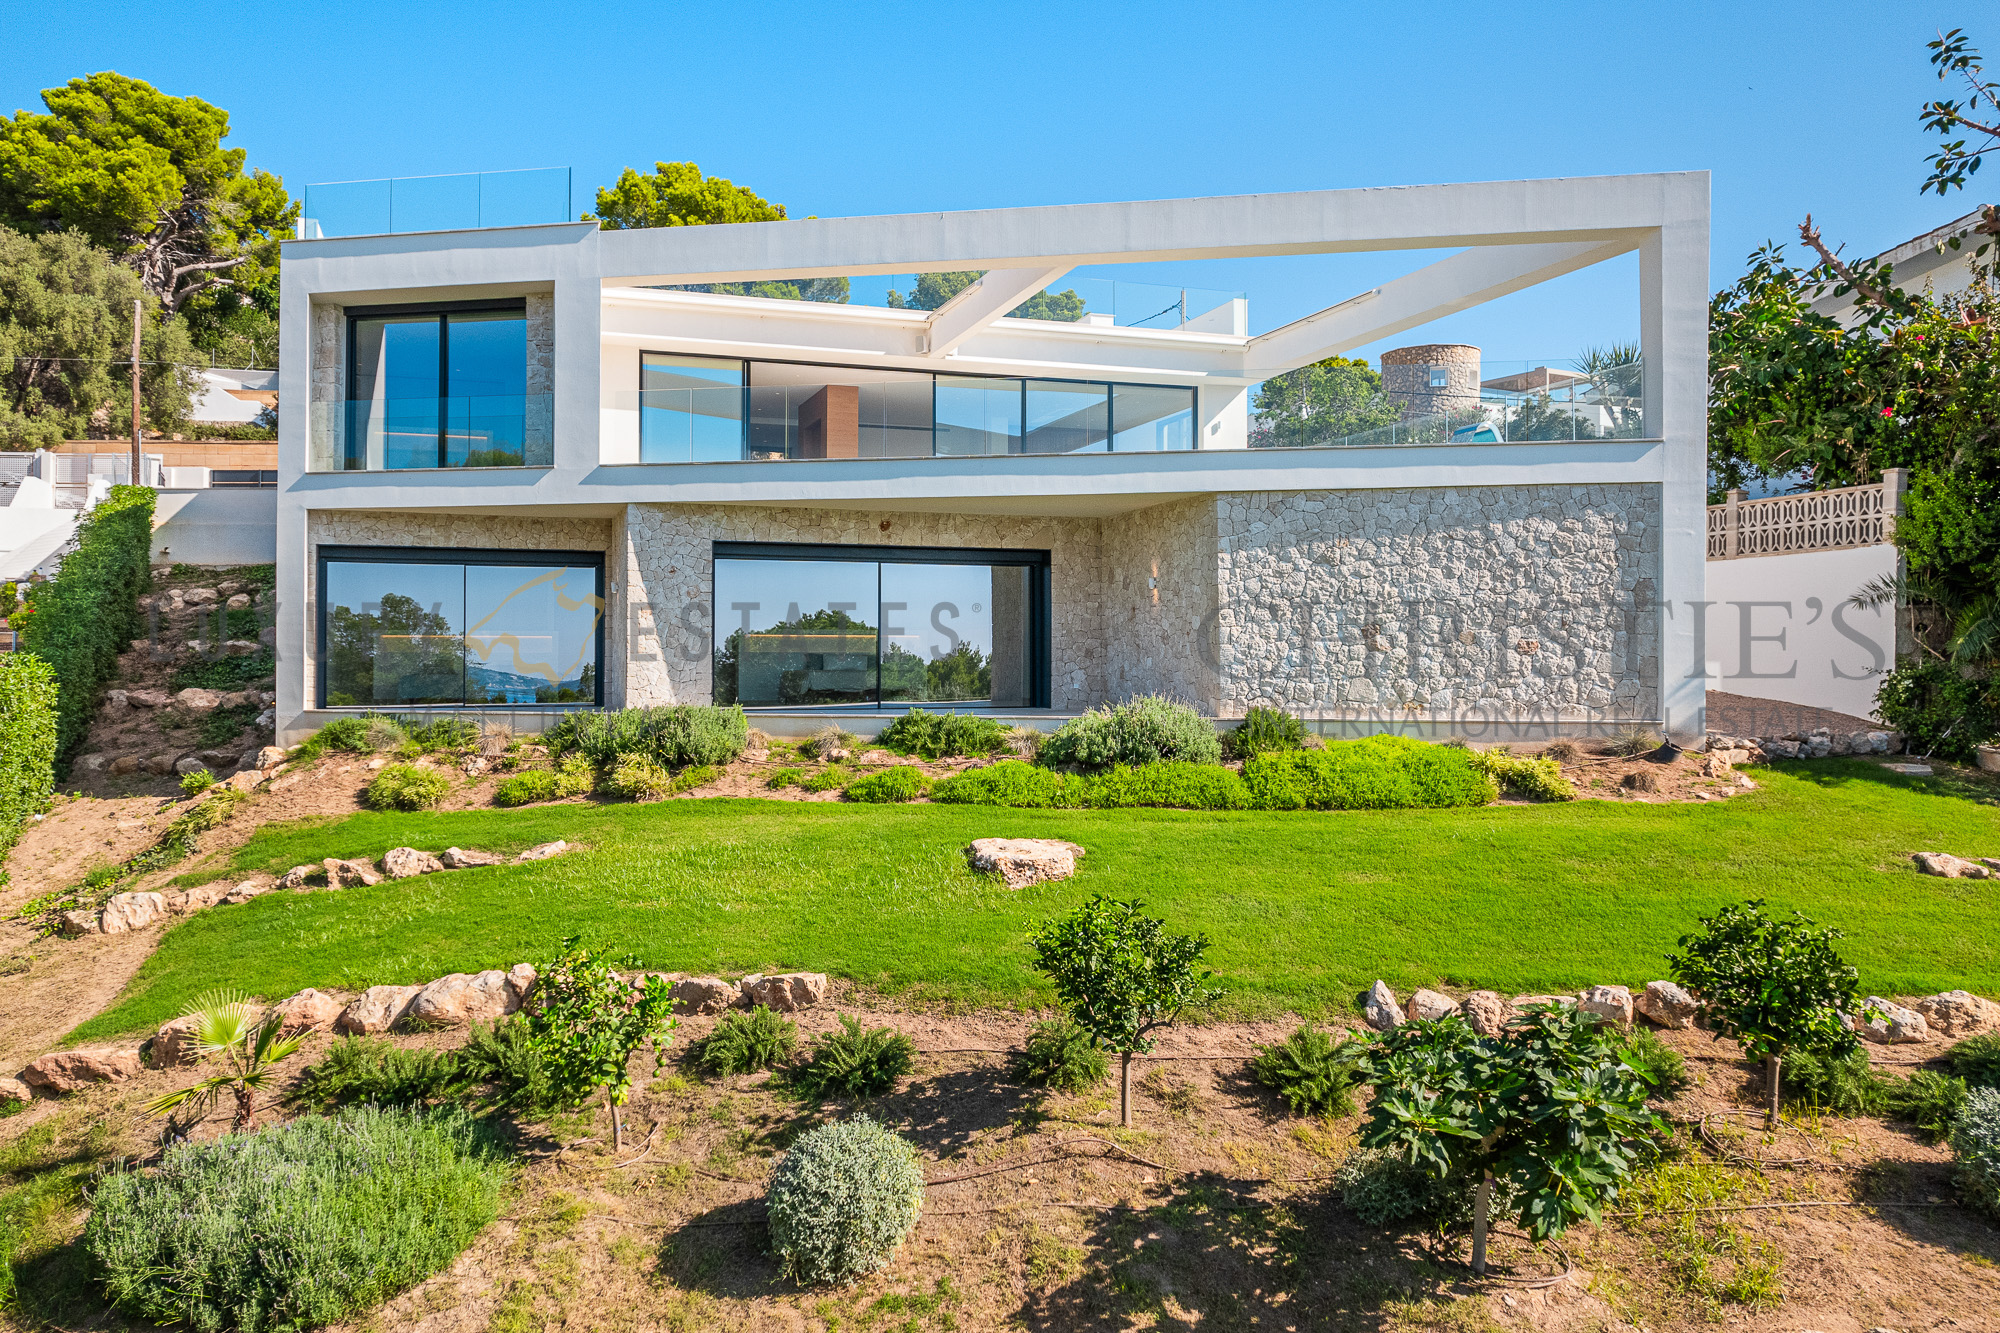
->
[797, 385, 859, 459]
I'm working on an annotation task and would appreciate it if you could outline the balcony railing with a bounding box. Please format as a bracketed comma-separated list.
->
[1250, 368, 1647, 450]
[309, 395, 553, 471]
[298, 168, 573, 240]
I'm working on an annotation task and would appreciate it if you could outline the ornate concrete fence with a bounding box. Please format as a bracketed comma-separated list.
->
[1706, 469, 1906, 559]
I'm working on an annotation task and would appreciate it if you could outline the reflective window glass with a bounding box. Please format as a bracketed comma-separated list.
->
[713, 559, 879, 706]
[641, 354, 744, 462]
[447, 313, 527, 467]
[935, 376, 1022, 455]
[322, 561, 466, 705]
[879, 562, 1032, 706]
[465, 564, 602, 704]
[1024, 380, 1110, 454]
[1111, 384, 1197, 452]
[350, 316, 441, 470]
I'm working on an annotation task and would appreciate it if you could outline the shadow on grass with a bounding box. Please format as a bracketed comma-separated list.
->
[1766, 756, 2000, 807]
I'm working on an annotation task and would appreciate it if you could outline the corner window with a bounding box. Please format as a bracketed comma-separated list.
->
[336, 301, 546, 471]
[317, 547, 603, 707]
[712, 542, 1049, 709]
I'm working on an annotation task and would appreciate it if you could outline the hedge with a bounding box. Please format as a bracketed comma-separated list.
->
[16, 484, 155, 771]
[1242, 736, 1497, 810]
[0, 653, 57, 870]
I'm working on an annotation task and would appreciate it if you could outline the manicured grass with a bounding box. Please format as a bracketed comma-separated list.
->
[70, 761, 2000, 1041]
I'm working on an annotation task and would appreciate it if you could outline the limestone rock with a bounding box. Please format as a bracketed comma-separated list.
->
[75, 753, 109, 774]
[738, 972, 830, 1012]
[175, 687, 222, 711]
[274, 988, 343, 1033]
[1407, 988, 1459, 1022]
[276, 864, 319, 890]
[255, 745, 287, 769]
[1578, 984, 1635, 1026]
[671, 976, 737, 1015]
[1364, 980, 1403, 1031]
[57, 909, 101, 937]
[1913, 851, 1992, 879]
[1913, 990, 2000, 1036]
[964, 838, 1085, 888]
[223, 771, 262, 793]
[442, 846, 503, 869]
[380, 846, 444, 879]
[221, 883, 272, 905]
[183, 587, 218, 605]
[98, 891, 167, 935]
[334, 985, 423, 1035]
[108, 756, 141, 776]
[174, 757, 208, 776]
[148, 1016, 204, 1068]
[144, 755, 176, 775]
[226, 592, 251, 609]
[165, 884, 227, 914]
[515, 840, 570, 862]
[102, 689, 130, 713]
[1636, 980, 1700, 1030]
[406, 969, 529, 1027]
[1462, 990, 1511, 1036]
[21, 1049, 142, 1094]
[126, 688, 171, 709]
[1858, 996, 1930, 1045]
[0, 1076, 30, 1106]
[323, 857, 382, 888]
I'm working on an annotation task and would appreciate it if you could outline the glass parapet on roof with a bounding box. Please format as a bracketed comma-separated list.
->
[298, 168, 573, 239]
[653, 273, 1244, 330]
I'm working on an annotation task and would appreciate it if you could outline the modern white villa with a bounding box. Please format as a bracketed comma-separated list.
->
[273, 172, 1710, 743]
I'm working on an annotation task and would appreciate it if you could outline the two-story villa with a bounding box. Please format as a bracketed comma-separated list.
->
[274, 172, 1709, 743]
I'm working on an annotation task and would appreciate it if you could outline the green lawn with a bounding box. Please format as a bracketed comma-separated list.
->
[69, 760, 2000, 1042]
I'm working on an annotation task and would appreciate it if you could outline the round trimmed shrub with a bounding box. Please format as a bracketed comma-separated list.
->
[85, 1105, 508, 1330]
[843, 766, 931, 803]
[766, 1115, 924, 1285]
[494, 768, 557, 807]
[1952, 1086, 2000, 1216]
[1039, 695, 1222, 770]
[364, 762, 453, 811]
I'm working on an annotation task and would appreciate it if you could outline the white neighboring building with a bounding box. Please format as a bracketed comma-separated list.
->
[1811, 206, 1993, 324]
[274, 172, 1712, 744]
[188, 367, 278, 428]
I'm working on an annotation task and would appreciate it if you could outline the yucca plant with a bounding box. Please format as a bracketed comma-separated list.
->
[146, 991, 306, 1132]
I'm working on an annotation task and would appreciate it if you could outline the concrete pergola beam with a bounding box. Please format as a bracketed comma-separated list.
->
[922, 266, 1073, 358]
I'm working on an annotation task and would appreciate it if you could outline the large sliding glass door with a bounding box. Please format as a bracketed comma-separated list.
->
[713, 543, 1048, 709]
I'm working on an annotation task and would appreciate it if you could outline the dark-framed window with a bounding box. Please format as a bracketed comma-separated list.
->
[712, 541, 1051, 709]
[639, 353, 1197, 463]
[316, 545, 605, 709]
[343, 299, 536, 471]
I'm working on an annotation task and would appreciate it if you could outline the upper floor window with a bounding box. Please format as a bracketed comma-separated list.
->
[638, 354, 1196, 463]
[321, 300, 550, 471]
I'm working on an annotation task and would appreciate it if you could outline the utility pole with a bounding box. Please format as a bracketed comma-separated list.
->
[129, 298, 142, 486]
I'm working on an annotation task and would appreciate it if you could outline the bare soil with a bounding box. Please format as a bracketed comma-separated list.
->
[1706, 689, 1884, 741]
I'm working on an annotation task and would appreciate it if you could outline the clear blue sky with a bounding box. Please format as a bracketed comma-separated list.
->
[1, 0, 1981, 366]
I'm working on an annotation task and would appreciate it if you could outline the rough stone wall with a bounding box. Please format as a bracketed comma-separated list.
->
[304, 511, 612, 696]
[622, 504, 1104, 709]
[1099, 497, 1220, 710]
[1216, 485, 1660, 723]
[308, 304, 342, 471]
[524, 293, 555, 465]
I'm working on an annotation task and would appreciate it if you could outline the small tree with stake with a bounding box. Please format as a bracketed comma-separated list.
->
[1355, 1006, 1663, 1274]
[525, 937, 676, 1152]
[1028, 896, 1223, 1128]
[1667, 898, 1866, 1127]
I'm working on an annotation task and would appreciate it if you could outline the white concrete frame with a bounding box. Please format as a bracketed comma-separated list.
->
[275, 172, 1710, 740]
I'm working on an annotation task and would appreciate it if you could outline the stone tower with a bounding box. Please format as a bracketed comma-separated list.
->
[1380, 344, 1481, 420]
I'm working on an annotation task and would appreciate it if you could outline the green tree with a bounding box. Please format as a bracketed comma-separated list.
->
[1354, 1006, 1663, 1267]
[0, 72, 296, 318]
[0, 228, 197, 448]
[586, 161, 789, 229]
[1248, 355, 1402, 447]
[925, 641, 991, 701]
[525, 938, 676, 1152]
[1027, 896, 1223, 1127]
[1667, 899, 1866, 1126]
[885, 271, 1085, 322]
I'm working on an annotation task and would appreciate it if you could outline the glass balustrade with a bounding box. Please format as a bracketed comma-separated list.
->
[309, 394, 553, 470]
[1248, 358, 1648, 449]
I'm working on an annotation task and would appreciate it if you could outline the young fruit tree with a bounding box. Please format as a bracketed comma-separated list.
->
[1666, 898, 1866, 1126]
[1027, 895, 1223, 1127]
[145, 991, 306, 1133]
[525, 937, 676, 1152]
[1354, 1006, 1664, 1274]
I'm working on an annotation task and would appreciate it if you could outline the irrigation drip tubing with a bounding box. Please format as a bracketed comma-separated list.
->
[926, 1137, 1167, 1186]
[1613, 1199, 1956, 1218]
[1420, 1228, 1575, 1290]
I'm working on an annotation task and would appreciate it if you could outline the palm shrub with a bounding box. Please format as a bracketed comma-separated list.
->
[1355, 1007, 1662, 1266]
[1028, 895, 1223, 1127]
[842, 766, 931, 803]
[1010, 1017, 1109, 1092]
[1250, 1025, 1365, 1118]
[795, 1015, 916, 1099]
[876, 709, 1008, 759]
[1952, 1087, 2000, 1216]
[15, 484, 153, 768]
[86, 1106, 509, 1332]
[1225, 706, 1307, 759]
[364, 762, 453, 811]
[1039, 695, 1222, 770]
[766, 1115, 924, 1286]
[0, 653, 57, 873]
[145, 992, 306, 1132]
[1667, 898, 1866, 1125]
[691, 1006, 798, 1077]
